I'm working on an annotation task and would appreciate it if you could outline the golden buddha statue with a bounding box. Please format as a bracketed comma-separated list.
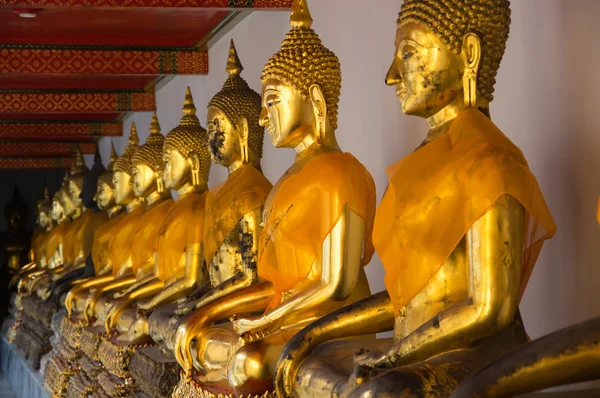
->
[274, 1, 557, 397]
[174, 3, 377, 395]
[130, 41, 272, 398]
[83, 119, 170, 328]
[65, 143, 126, 318]
[100, 112, 175, 337]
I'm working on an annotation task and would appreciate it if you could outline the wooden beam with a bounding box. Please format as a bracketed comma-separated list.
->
[0, 142, 96, 157]
[0, 121, 122, 140]
[0, 90, 155, 113]
[0, 45, 208, 75]
[0, 157, 72, 170]
[1, 0, 291, 9]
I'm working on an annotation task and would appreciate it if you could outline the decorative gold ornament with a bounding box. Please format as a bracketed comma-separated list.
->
[98, 143, 119, 188]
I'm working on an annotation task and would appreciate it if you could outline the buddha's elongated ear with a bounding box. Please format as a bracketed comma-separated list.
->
[236, 117, 249, 163]
[309, 84, 327, 145]
[462, 33, 482, 108]
[189, 153, 201, 187]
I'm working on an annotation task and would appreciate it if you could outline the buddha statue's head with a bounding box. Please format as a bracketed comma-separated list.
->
[57, 173, 77, 218]
[36, 187, 52, 229]
[4, 186, 27, 233]
[67, 147, 89, 213]
[132, 114, 166, 198]
[386, 0, 511, 119]
[260, 0, 341, 149]
[207, 40, 263, 169]
[163, 88, 211, 191]
[113, 123, 139, 205]
[52, 180, 68, 223]
[97, 143, 119, 211]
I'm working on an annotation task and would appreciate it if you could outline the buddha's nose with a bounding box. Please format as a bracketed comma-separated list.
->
[385, 58, 402, 86]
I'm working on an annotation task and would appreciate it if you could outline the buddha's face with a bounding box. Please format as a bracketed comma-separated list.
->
[113, 171, 134, 205]
[68, 178, 83, 209]
[260, 79, 315, 148]
[60, 189, 76, 217]
[38, 210, 51, 229]
[386, 23, 463, 118]
[207, 106, 239, 167]
[131, 161, 157, 198]
[52, 199, 64, 221]
[96, 182, 115, 210]
[163, 144, 191, 190]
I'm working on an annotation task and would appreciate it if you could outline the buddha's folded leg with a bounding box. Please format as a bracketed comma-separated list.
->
[148, 302, 178, 346]
[293, 339, 393, 398]
[191, 323, 238, 376]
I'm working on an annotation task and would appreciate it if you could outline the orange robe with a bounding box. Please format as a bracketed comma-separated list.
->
[108, 204, 145, 276]
[64, 209, 108, 265]
[204, 164, 272, 266]
[44, 220, 70, 267]
[30, 226, 47, 265]
[91, 212, 124, 275]
[258, 152, 376, 308]
[156, 191, 208, 282]
[373, 109, 556, 313]
[130, 199, 174, 277]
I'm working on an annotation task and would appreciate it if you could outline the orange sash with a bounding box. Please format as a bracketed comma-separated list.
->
[92, 212, 124, 275]
[258, 152, 376, 303]
[156, 192, 207, 282]
[373, 109, 556, 313]
[204, 165, 272, 266]
[31, 227, 47, 264]
[108, 204, 145, 276]
[44, 220, 70, 265]
[130, 199, 174, 276]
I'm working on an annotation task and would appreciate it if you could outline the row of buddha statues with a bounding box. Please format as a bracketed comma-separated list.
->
[7, 0, 600, 397]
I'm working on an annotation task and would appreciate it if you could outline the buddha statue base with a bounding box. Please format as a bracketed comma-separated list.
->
[96, 368, 137, 398]
[80, 325, 111, 363]
[173, 374, 276, 398]
[130, 345, 181, 398]
[61, 315, 84, 350]
[65, 354, 106, 398]
[98, 335, 155, 380]
[14, 312, 52, 369]
[43, 340, 80, 396]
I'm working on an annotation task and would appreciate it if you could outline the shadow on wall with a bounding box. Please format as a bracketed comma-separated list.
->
[0, 170, 67, 233]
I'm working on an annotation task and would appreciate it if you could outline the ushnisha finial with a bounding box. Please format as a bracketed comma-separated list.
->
[70, 146, 89, 176]
[109, 142, 118, 165]
[226, 39, 244, 76]
[150, 112, 161, 134]
[129, 121, 139, 146]
[182, 87, 197, 117]
[290, 0, 313, 29]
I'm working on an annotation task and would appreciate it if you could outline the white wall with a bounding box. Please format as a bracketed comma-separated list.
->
[96, 0, 600, 340]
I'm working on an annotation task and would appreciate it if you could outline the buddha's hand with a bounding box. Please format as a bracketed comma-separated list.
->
[174, 320, 196, 379]
[65, 291, 74, 317]
[104, 299, 126, 333]
[231, 314, 270, 335]
[175, 299, 195, 316]
[348, 350, 390, 389]
[137, 299, 154, 312]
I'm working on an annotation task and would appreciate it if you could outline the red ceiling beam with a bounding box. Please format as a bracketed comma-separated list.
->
[0, 46, 208, 75]
[0, 91, 155, 113]
[0, 157, 72, 170]
[0, 121, 122, 140]
[1, 0, 291, 8]
[0, 142, 96, 157]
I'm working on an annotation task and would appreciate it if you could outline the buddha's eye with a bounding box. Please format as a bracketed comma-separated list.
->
[402, 52, 414, 61]
[267, 100, 281, 108]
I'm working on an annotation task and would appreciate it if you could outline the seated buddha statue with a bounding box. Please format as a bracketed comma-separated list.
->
[130, 42, 273, 398]
[65, 143, 127, 318]
[145, 40, 272, 352]
[25, 177, 72, 295]
[46, 147, 110, 301]
[273, 1, 557, 397]
[118, 87, 212, 344]
[0, 186, 31, 276]
[84, 119, 170, 327]
[13, 187, 53, 289]
[100, 112, 175, 336]
[174, 2, 377, 395]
